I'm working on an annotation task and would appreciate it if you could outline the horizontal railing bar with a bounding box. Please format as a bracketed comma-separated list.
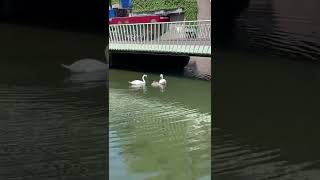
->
[109, 20, 211, 26]
[109, 20, 211, 55]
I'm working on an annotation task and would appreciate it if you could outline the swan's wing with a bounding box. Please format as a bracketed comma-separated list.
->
[159, 79, 166, 84]
[129, 80, 143, 84]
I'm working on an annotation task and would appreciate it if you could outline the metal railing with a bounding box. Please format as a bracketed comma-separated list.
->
[109, 20, 211, 55]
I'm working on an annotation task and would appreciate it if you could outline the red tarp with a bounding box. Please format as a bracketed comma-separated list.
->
[109, 15, 169, 24]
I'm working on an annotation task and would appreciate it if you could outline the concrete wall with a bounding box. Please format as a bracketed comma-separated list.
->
[169, 13, 185, 22]
[197, 0, 211, 20]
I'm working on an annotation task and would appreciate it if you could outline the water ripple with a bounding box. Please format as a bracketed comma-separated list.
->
[235, 0, 320, 61]
[0, 83, 107, 179]
[109, 88, 211, 180]
[213, 127, 320, 180]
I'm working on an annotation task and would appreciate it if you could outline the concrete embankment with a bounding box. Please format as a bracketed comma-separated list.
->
[184, 56, 211, 80]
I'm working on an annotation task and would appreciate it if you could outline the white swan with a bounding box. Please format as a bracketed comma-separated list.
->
[129, 74, 147, 85]
[151, 80, 165, 93]
[61, 58, 108, 73]
[159, 74, 166, 85]
[151, 81, 160, 87]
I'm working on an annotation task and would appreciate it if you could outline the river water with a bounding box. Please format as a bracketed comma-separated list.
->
[214, 50, 320, 180]
[218, 0, 320, 61]
[214, 0, 320, 179]
[0, 23, 107, 179]
[109, 69, 211, 180]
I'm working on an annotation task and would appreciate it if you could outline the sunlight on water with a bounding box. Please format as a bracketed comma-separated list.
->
[109, 69, 211, 180]
[213, 127, 320, 180]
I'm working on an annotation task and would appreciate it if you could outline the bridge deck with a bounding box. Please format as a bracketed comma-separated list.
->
[109, 20, 211, 56]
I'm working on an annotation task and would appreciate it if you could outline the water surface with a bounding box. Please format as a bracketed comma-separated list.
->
[213, 0, 320, 178]
[218, 0, 320, 61]
[214, 50, 320, 180]
[109, 69, 211, 180]
[0, 23, 107, 179]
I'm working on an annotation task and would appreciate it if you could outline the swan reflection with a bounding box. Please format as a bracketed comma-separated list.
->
[129, 84, 147, 94]
[151, 81, 166, 93]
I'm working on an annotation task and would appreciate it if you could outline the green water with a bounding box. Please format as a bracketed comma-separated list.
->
[0, 23, 107, 179]
[109, 69, 211, 180]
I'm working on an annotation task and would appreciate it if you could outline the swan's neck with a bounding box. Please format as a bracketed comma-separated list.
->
[142, 76, 146, 82]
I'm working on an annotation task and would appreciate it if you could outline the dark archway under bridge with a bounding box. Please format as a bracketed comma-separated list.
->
[109, 52, 191, 74]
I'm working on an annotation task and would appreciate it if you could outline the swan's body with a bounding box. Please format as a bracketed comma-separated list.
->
[129, 74, 147, 85]
[61, 58, 108, 73]
[151, 79, 165, 93]
[159, 74, 166, 85]
[151, 81, 160, 87]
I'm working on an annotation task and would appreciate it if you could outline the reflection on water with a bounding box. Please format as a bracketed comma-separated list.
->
[129, 84, 147, 94]
[0, 23, 107, 179]
[213, 127, 320, 180]
[151, 82, 166, 93]
[228, 0, 320, 61]
[214, 50, 320, 179]
[214, 0, 320, 178]
[65, 71, 107, 84]
[0, 80, 107, 179]
[109, 69, 211, 180]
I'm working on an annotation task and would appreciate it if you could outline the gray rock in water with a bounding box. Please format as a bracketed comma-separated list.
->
[61, 58, 108, 73]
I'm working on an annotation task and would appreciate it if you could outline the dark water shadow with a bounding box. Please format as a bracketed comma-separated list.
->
[0, 23, 107, 179]
[213, 49, 320, 179]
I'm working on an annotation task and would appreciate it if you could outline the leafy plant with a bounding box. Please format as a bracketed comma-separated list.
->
[110, 0, 198, 21]
[111, 0, 118, 5]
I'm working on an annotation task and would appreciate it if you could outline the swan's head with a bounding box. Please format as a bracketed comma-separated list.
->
[160, 74, 163, 78]
[142, 74, 147, 79]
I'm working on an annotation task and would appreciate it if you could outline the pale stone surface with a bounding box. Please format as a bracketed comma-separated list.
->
[197, 0, 211, 20]
[185, 56, 211, 80]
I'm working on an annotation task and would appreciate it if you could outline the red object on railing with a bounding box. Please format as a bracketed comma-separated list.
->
[109, 15, 170, 24]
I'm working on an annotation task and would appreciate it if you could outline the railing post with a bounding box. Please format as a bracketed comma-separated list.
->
[109, 20, 211, 56]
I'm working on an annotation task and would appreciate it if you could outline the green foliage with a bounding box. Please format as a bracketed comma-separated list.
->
[133, 0, 197, 21]
[110, 0, 198, 21]
[111, 0, 118, 5]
